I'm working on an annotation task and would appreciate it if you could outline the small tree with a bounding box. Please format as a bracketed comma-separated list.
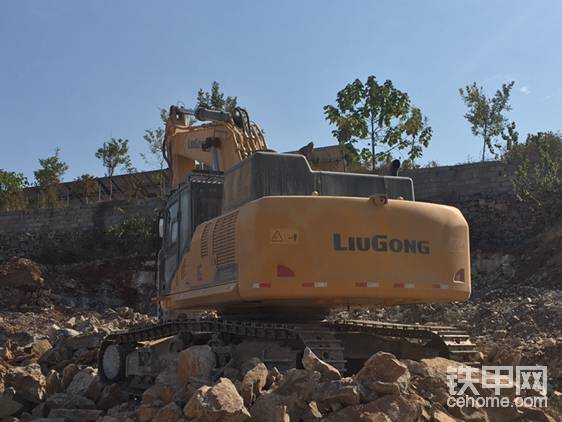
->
[501, 121, 519, 153]
[141, 108, 168, 197]
[508, 131, 561, 207]
[401, 107, 433, 168]
[459, 81, 515, 161]
[324, 76, 430, 173]
[196, 81, 238, 113]
[0, 170, 28, 211]
[34, 148, 69, 207]
[95, 138, 131, 200]
[340, 142, 362, 172]
[73, 174, 98, 204]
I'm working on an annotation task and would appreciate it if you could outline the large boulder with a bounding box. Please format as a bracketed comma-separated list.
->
[154, 402, 185, 422]
[61, 364, 80, 389]
[420, 357, 465, 375]
[369, 394, 421, 421]
[64, 333, 101, 351]
[273, 368, 321, 401]
[44, 393, 97, 415]
[239, 360, 268, 406]
[155, 355, 195, 405]
[431, 409, 458, 422]
[250, 392, 296, 422]
[326, 407, 391, 422]
[137, 404, 160, 422]
[251, 369, 321, 421]
[184, 377, 251, 421]
[177, 345, 216, 386]
[448, 406, 490, 422]
[411, 374, 450, 406]
[96, 383, 128, 410]
[302, 401, 323, 421]
[302, 347, 341, 382]
[155, 357, 183, 388]
[518, 405, 556, 422]
[0, 395, 23, 418]
[546, 390, 562, 421]
[31, 339, 53, 361]
[0, 257, 44, 290]
[413, 357, 481, 406]
[142, 383, 175, 407]
[105, 401, 138, 421]
[48, 408, 102, 421]
[326, 394, 418, 422]
[355, 352, 410, 396]
[45, 370, 64, 396]
[65, 368, 97, 396]
[4, 363, 46, 403]
[84, 375, 104, 402]
[312, 378, 360, 413]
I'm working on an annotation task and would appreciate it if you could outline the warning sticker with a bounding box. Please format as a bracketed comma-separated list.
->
[270, 229, 299, 244]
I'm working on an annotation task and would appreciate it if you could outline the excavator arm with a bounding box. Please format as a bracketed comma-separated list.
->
[164, 105, 268, 188]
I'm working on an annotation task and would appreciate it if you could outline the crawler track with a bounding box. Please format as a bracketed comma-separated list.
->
[99, 318, 478, 383]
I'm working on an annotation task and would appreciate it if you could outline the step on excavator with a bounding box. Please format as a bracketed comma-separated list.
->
[99, 105, 477, 386]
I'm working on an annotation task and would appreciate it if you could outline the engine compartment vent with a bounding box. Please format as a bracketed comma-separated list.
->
[200, 222, 212, 257]
[212, 211, 239, 266]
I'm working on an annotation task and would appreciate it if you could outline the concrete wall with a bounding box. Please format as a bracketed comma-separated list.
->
[401, 161, 517, 202]
[0, 198, 163, 263]
[1, 158, 560, 262]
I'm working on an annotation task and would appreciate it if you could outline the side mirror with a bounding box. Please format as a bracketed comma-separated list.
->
[158, 217, 165, 238]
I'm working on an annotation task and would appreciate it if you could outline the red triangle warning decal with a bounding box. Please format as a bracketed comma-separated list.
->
[271, 230, 283, 242]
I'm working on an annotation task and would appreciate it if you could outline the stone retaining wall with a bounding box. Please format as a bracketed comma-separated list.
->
[0, 198, 163, 263]
[1, 159, 560, 263]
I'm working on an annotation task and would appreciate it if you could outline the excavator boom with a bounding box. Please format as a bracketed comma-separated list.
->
[164, 105, 267, 188]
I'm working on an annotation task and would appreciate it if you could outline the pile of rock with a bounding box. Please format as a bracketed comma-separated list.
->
[1, 307, 155, 370]
[1, 361, 131, 421]
[132, 347, 559, 422]
[0, 258, 45, 291]
[2, 336, 561, 421]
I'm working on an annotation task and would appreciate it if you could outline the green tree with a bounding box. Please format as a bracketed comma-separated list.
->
[501, 121, 519, 153]
[196, 81, 238, 113]
[459, 81, 515, 161]
[141, 108, 168, 197]
[324, 76, 430, 173]
[508, 131, 561, 206]
[340, 142, 362, 172]
[95, 138, 131, 199]
[0, 170, 28, 211]
[34, 148, 69, 207]
[402, 107, 433, 168]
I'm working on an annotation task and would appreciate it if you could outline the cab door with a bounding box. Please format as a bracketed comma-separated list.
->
[159, 192, 180, 294]
[159, 186, 193, 295]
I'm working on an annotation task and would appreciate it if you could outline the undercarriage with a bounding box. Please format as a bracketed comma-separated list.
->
[98, 317, 478, 389]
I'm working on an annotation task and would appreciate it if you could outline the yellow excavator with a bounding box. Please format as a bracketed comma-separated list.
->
[99, 105, 474, 384]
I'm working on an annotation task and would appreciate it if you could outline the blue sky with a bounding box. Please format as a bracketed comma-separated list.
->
[1, 1, 561, 181]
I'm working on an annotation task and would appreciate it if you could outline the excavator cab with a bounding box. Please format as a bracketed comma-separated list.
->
[159, 172, 223, 295]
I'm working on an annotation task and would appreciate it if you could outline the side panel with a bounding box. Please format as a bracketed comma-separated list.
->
[237, 196, 470, 305]
[160, 195, 471, 313]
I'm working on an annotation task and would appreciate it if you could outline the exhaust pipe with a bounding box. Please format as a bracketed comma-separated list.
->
[390, 159, 401, 176]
